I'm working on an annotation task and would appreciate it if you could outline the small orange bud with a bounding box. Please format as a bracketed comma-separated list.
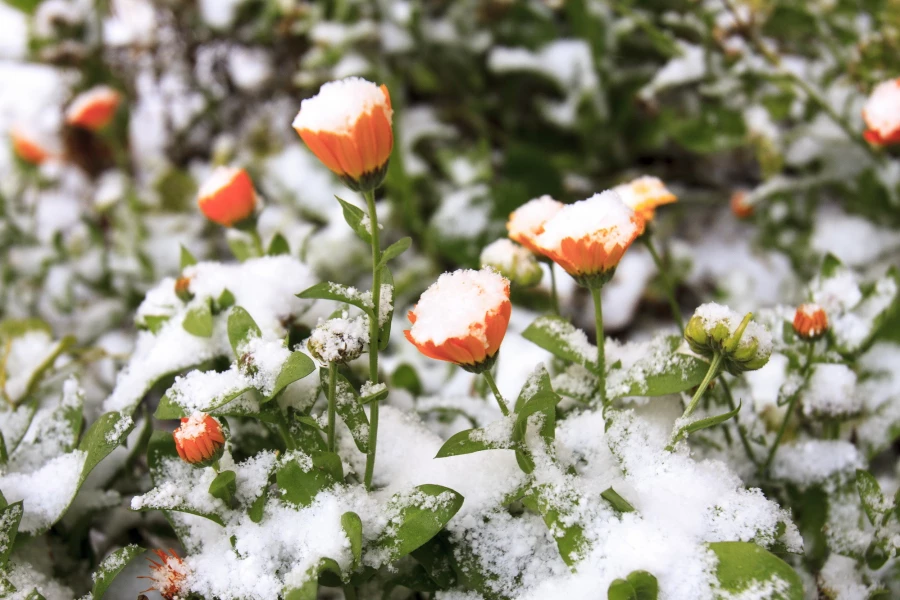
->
[793, 303, 828, 341]
[139, 549, 188, 600]
[173, 412, 226, 466]
[730, 190, 754, 219]
[612, 176, 677, 225]
[65, 86, 122, 131]
[197, 166, 257, 227]
[863, 78, 900, 146]
[10, 128, 50, 165]
[506, 195, 564, 255]
[292, 77, 393, 192]
[174, 276, 193, 303]
[405, 269, 511, 373]
[533, 191, 643, 288]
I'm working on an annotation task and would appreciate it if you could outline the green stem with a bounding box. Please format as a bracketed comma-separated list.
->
[482, 370, 510, 416]
[363, 189, 382, 491]
[590, 287, 607, 406]
[721, 378, 757, 465]
[342, 586, 358, 600]
[548, 262, 560, 315]
[273, 410, 295, 452]
[327, 362, 337, 452]
[643, 234, 684, 331]
[683, 353, 723, 418]
[762, 342, 814, 474]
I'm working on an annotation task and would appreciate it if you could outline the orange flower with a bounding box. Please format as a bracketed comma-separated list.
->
[10, 128, 50, 165]
[174, 276, 193, 303]
[730, 190, 753, 219]
[197, 166, 257, 227]
[405, 269, 511, 373]
[506, 195, 564, 255]
[793, 303, 828, 341]
[140, 549, 188, 600]
[863, 78, 900, 145]
[65, 86, 122, 131]
[612, 176, 677, 224]
[292, 77, 393, 192]
[533, 191, 643, 288]
[173, 412, 226, 466]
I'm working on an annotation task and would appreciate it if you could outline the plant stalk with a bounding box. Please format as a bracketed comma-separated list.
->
[590, 287, 607, 406]
[363, 189, 382, 491]
[683, 352, 723, 418]
[721, 378, 757, 465]
[643, 234, 684, 331]
[762, 342, 815, 474]
[327, 362, 337, 452]
[482, 370, 510, 416]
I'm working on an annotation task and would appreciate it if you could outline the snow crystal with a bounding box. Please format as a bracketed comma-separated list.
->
[292, 77, 391, 135]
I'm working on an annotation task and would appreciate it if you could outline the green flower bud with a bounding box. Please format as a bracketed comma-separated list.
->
[307, 314, 368, 364]
[684, 303, 772, 375]
[480, 239, 543, 288]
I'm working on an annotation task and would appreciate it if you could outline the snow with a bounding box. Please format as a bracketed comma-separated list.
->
[307, 313, 368, 363]
[292, 77, 392, 135]
[0, 451, 87, 533]
[802, 363, 860, 418]
[770, 440, 864, 490]
[507, 195, 564, 248]
[480, 239, 541, 284]
[692, 302, 774, 356]
[227, 46, 272, 92]
[863, 78, 900, 139]
[535, 191, 640, 255]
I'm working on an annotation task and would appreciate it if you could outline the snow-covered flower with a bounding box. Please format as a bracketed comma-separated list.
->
[684, 302, 772, 375]
[140, 549, 189, 600]
[9, 127, 50, 165]
[197, 166, 258, 227]
[533, 190, 642, 288]
[307, 314, 368, 363]
[863, 78, 900, 146]
[793, 303, 828, 341]
[480, 239, 543, 287]
[65, 85, 122, 131]
[730, 189, 753, 219]
[405, 269, 511, 373]
[292, 77, 394, 192]
[612, 175, 677, 224]
[506, 195, 564, 255]
[173, 412, 226, 466]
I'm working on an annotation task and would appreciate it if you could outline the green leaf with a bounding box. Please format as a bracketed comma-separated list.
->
[182, 300, 213, 337]
[821, 253, 843, 278]
[376, 237, 412, 270]
[296, 282, 373, 316]
[377, 484, 464, 561]
[141, 315, 170, 334]
[227, 235, 255, 262]
[515, 365, 554, 412]
[513, 390, 560, 444]
[325, 370, 370, 453]
[180, 245, 197, 269]
[78, 411, 135, 483]
[215, 289, 236, 312]
[155, 382, 252, 419]
[0, 501, 23, 568]
[276, 452, 341, 508]
[411, 533, 458, 590]
[91, 544, 145, 599]
[335, 196, 372, 244]
[249, 492, 267, 523]
[856, 470, 889, 526]
[209, 470, 237, 504]
[435, 420, 515, 458]
[341, 511, 363, 568]
[601, 487, 635, 514]
[267, 352, 316, 401]
[608, 570, 658, 600]
[522, 315, 598, 373]
[530, 485, 588, 567]
[268, 233, 290, 256]
[228, 307, 262, 355]
[392, 364, 422, 396]
[669, 401, 741, 447]
[1, 0, 41, 14]
[607, 335, 708, 399]
[708, 542, 803, 600]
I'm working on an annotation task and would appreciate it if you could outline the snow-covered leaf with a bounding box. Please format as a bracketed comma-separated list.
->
[90, 544, 144, 600]
[182, 300, 213, 338]
[522, 315, 598, 373]
[608, 570, 659, 600]
[228, 307, 262, 355]
[377, 484, 464, 562]
[335, 196, 372, 244]
[296, 282, 374, 317]
[709, 541, 803, 599]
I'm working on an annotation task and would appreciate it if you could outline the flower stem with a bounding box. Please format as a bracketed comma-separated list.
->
[482, 370, 510, 416]
[642, 234, 683, 331]
[273, 410, 296, 452]
[590, 287, 607, 406]
[721, 378, 757, 465]
[548, 261, 560, 315]
[362, 189, 382, 491]
[761, 342, 815, 475]
[327, 362, 337, 452]
[683, 353, 723, 418]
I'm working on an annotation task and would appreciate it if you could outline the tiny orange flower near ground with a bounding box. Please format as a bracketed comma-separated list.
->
[730, 190, 754, 219]
[292, 77, 393, 192]
[65, 85, 122, 131]
[139, 549, 188, 600]
[533, 190, 643, 288]
[173, 412, 226, 466]
[9, 128, 50, 165]
[405, 269, 511, 373]
[612, 175, 677, 225]
[793, 303, 828, 341]
[863, 78, 900, 146]
[197, 166, 258, 228]
[174, 276, 193, 303]
[506, 195, 565, 255]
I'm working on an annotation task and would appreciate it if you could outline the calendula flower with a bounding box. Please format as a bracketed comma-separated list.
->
[197, 166, 257, 228]
[405, 269, 511, 373]
[793, 303, 828, 341]
[140, 549, 189, 600]
[65, 85, 122, 131]
[506, 195, 564, 255]
[173, 412, 226, 466]
[730, 190, 753, 219]
[612, 176, 677, 224]
[10, 128, 50, 165]
[292, 77, 393, 192]
[480, 239, 543, 287]
[863, 78, 900, 145]
[684, 302, 772, 375]
[533, 191, 642, 288]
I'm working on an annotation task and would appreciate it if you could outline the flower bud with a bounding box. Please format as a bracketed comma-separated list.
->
[140, 549, 188, 600]
[65, 85, 122, 131]
[792, 303, 827, 341]
[863, 78, 900, 146]
[480, 239, 543, 288]
[730, 190, 753, 219]
[307, 314, 368, 364]
[611, 175, 677, 225]
[684, 303, 772, 375]
[173, 412, 226, 467]
[10, 128, 50, 165]
[197, 166, 258, 228]
[174, 276, 194, 303]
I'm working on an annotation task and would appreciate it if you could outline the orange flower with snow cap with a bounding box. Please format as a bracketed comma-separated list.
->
[140, 549, 188, 600]
[533, 190, 643, 288]
[10, 128, 50, 165]
[173, 412, 226, 466]
[293, 77, 393, 192]
[65, 85, 122, 131]
[612, 175, 677, 226]
[506, 195, 564, 255]
[793, 303, 828, 341]
[863, 78, 900, 145]
[197, 166, 258, 228]
[405, 269, 511, 374]
[730, 190, 753, 219]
